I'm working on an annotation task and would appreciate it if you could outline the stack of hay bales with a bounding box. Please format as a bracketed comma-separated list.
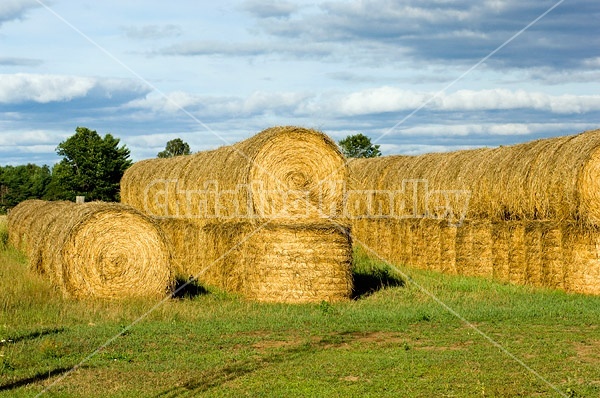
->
[347, 129, 600, 295]
[7, 200, 172, 299]
[121, 126, 352, 303]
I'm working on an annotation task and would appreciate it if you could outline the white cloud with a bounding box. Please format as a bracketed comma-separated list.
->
[391, 122, 600, 138]
[241, 0, 299, 18]
[0, 74, 94, 103]
[240, 91, 310, 114]
[125, 86, 600, 127]
[158, 40, 332, 59]
[122, 24, 182, 40]
[437, 89, 600, 114]
[582, 57, 600, 68]
[394, 123, 534, 137]
[0, 129, 66, 146]
[380, 143, 481, 156]
[128, 90, 312, 118]
[0, 73, 151, 104]
[0, 0, 41, 25]
[325, 87, 600, 116]
[335, 87, 429, 115]
[128, 91, 203, 113]
[0, 57, 42, 66]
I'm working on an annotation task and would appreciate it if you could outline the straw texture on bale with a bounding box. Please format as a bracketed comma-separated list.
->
[7, 199, 47, 254]
[121, 126, 353, 303]
[351, 218, 600, 295]
[158, 219, 353, 302]
[154, 218, 206, 279]
[8, 200, 172, 299]
[347, 129, 600, 224]
[121, 126, 347, 222]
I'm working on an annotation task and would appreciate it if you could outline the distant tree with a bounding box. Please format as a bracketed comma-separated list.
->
[50, 127, 132, 202]
[338, 133, 382, 158]
[158, 138, 191, 158]
[0, 164, 52, 212]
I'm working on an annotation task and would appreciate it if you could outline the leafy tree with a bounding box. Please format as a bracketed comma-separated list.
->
[0, 164, 52, 212]
[338, 133, 382, 158]
[50, 127, 132, 202]
[158, 138, 191, 158]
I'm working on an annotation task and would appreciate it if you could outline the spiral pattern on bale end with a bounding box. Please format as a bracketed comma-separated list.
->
[8, 200, 172, 299]
[120, 126, 347, 222]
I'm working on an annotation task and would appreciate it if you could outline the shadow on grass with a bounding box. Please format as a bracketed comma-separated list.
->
[0, 327, 66, 346]
[155, 343, 314, 397]
[352, 269, 405, 299]
[156, 328, 407, 397]
[171, 277, 210, 299]
[0, 366, 75, 392]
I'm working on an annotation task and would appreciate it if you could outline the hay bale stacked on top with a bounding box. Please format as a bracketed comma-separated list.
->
[348, 129, 600, 224]
[121, 125, 347, 221]
[347, 129, 600, 295]
[121, 126, 353, 303]
[8, 200, 172, 299]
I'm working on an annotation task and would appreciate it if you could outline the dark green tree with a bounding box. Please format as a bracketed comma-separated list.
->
[0, 164, 52, 212]
[158, 138, 191, 158]
[50, 127, 132, 202]
[338, 133, 382, 158]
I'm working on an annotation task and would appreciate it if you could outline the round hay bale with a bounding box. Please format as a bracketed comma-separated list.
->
[121, 126, 347, 223]
[7, 200, 172, 299]
[347, 129, 600, 224]
[7, 199, 48, 253]
[199, 222, 353, 303]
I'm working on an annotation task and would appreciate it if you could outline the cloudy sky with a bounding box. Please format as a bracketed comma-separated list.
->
[1, 0, 599, 165]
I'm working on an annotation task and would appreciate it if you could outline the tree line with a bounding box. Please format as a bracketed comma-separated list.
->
[1, 128, 379, 214]
[0, 127, 193, 214]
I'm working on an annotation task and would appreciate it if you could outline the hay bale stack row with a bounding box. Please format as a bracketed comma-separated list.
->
[121, 126, 353, 303]
[352, 218, 600, 295]
[348, 129, 600, 224]
[348, 130, 600, 295]
[8, 200, 172, 299]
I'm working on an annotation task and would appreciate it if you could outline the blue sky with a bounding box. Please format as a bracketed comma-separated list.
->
[1, 0, 600, 165]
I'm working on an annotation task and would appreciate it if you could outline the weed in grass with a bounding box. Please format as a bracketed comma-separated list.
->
[39, 339, 66, 359]
[1, 358, 15, 373]
[319, 300, 337, 316]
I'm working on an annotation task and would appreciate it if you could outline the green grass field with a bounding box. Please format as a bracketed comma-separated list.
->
[0, 215, 599, 397]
